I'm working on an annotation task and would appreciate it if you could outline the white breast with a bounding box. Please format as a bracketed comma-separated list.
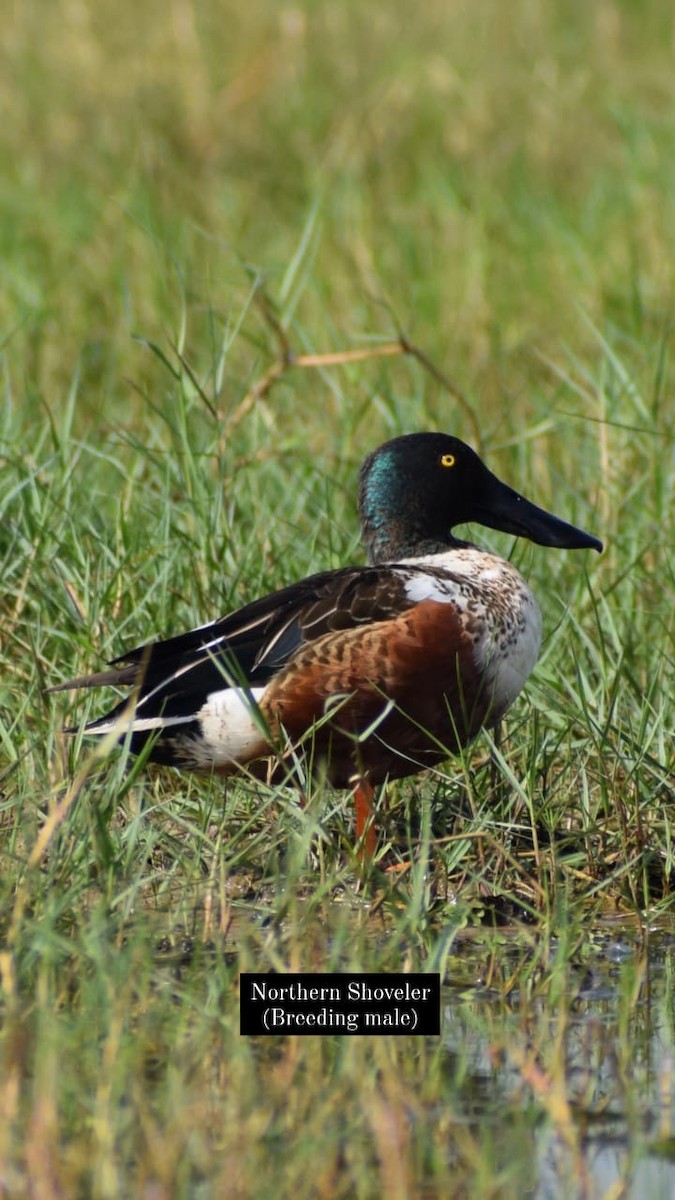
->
[487, 591, 541, 718]
[402, 547, 542, 719]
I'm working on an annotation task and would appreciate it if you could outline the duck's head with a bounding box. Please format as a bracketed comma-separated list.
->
[358, 432, 603, 564]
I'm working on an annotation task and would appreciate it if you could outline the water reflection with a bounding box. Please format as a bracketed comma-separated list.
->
[441, 927, 675, 1199]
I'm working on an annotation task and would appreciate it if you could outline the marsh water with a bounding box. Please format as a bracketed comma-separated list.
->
[440, 923, 675, 1199]
[155, 892, 675, 1197]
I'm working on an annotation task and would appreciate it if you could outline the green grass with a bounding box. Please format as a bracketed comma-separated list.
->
[1, 0, 675, 1195]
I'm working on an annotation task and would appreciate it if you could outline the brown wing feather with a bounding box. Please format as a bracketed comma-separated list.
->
[49, 566, 415, 707]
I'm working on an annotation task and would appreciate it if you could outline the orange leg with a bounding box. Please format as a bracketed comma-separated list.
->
[353, 778, 378, 861]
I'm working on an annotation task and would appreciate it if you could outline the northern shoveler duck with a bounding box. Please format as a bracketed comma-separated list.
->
[52, 433, 602, 855]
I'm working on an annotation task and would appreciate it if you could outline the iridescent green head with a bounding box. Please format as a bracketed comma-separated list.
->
[358, 433, 602, 564]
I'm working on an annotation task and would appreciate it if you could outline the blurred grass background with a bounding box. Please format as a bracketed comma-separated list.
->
[4, 0, 675, 411]
[1, 0, 674, 1196]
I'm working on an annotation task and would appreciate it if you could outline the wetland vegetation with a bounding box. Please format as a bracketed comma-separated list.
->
[1, 0, 674, 1195]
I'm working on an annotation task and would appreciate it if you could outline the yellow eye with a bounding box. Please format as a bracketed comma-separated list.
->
[440, 453, 456, 468]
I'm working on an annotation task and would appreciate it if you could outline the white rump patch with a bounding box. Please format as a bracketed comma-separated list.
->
[194, 686, 269, 768]
[88, 686, 269, 770]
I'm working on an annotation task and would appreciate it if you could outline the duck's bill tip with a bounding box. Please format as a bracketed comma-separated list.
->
[517, 521, 603, 552]
[527, 518, 603, 552]
[551, 529, 603, 553]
